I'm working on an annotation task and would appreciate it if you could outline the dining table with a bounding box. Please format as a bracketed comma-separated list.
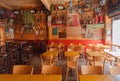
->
[111, 75, 120, 81]
[42, 51, 59, 57]
[0, 74, 62, 81]
[86, 50, 105, 57]
[79, 75, 115, 81]
[65, 51, 79, 57]
[104, 49, 120, 61]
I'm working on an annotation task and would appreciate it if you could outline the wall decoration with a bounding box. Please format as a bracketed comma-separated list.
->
[85, 24, 104, 40]
[67, 9, 81, 27]
[86, 28, 103, 40]
[59, 32, 66, 38]
[52, 28, 58, 35]
[108, 0, 120, 16]
[67, 27, 81, 36]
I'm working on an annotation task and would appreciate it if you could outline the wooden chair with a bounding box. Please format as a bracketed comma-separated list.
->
[13, 65, 34, 74]
[77, 44, 85, 59]
[57, 43, 65, 59]
[46, 42, 58, 51]
[57, 43, 65, 52]
[66, 55, 79, 81]
[80, 65, 103, 75]
[40, 55, 53, 65]
[41, 65, 62, 75]
[89, 56, 106, 74]
[109, 66, 120, 75]
[86, 49, 94, 64]
[67, 43, 76, 51]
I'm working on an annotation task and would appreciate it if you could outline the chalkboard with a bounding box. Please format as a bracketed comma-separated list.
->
[59, 32, 66, 38]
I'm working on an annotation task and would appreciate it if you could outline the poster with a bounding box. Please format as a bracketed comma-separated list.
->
[52, 28, 58, 35]
[67, 27, 81, 36]
[86, 28, 103, 40]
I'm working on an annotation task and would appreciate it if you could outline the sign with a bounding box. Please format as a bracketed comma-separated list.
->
[67, 27, 81, 36]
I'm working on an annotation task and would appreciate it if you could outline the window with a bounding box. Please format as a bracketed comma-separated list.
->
[112, 15, 120, 45]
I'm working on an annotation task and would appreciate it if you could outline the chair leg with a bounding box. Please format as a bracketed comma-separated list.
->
[65, 67, 69, 81]
[76, 68, 79, 81]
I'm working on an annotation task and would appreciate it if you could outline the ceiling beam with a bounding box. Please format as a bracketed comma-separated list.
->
[0, 2, 12, 9]
[41, 0, 50, 10]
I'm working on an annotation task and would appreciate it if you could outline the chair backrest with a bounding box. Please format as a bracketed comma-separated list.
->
[67, 55, 79, 61]
[109, 66, 120, 75]
[40, 55, 53, 65]
[93, 56, 106, 66]
[66, 55, 79, 69]
[77, 45, 85, 53]
[57, 43, 65, 50]
[80, 65, 102, 75]
[46, 42, 58, 51]
[67, 43, 76, 51]
[13, 65, 34, 74]
[41, 65, 62, 75]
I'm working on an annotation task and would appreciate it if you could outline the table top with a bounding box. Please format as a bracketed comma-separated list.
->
[27, 75, 62, 81]
[0, 74, 62, 81]
[111, 75, 120, 81]
[42, 51, 59, 56]
[65, 51, 79, 57]
[87, 51, 105, 57]
[79, 75, 114, 81]
[0, 74, 31, 81]
[104, 49, 120, 57]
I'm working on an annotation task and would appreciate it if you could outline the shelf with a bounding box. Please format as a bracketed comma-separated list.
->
[51, 24, 66, 26]
[86, 24, 104, 28]
[51, 10, 67, 14]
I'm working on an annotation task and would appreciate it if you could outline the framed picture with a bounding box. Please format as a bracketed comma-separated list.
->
[59, 32, 66, 38]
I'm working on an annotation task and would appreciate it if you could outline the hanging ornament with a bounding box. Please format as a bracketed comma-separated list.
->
[68, 0, 73, 13]
[100, 0, 106, 6]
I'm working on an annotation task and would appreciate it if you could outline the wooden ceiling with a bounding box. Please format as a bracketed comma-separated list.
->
[0, 0, 42, 9]
[0, 0, 101, 10]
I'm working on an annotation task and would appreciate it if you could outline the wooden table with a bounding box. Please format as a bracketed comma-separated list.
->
[79, 75, 115, 81]
[0, 74, 31, 81]
[111, 75, 120, 81]
[42, 51, 59, 56]
[65, 51, 79, 57]
[27, 75, 62, 81]
[104, 49, 120, 61]
[0, 74, 62, 81]
[87, 51, 105, 57]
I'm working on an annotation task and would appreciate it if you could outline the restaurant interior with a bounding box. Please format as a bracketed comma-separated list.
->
[0, 0, 120, 81]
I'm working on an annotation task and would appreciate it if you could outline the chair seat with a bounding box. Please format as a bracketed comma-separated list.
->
[68, 61, 77, 69]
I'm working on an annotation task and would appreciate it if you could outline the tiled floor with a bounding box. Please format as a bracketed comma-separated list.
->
[29, 53, 111, 81]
